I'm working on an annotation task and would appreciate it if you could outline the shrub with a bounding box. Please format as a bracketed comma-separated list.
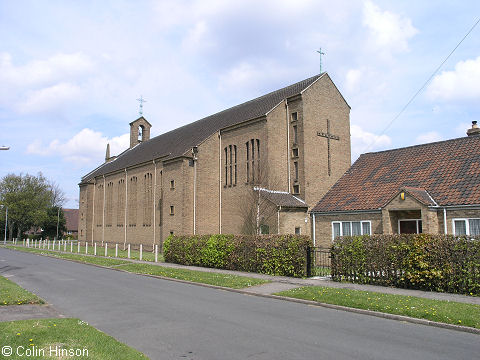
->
[331, 234, 480, 295]
[164, 234, 312, 277]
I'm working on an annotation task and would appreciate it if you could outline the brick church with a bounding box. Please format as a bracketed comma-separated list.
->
[79, 73, 351, 248]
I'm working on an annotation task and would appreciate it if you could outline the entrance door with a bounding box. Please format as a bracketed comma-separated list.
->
[399, 219, 422, 234]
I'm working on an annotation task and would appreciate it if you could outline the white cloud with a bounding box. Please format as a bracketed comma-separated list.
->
[26, 128, 129, 165]
[17, 82, 82, 114]
[351, 124, 392, 160]
[415, 131, 443, 144]
[427, 56, 480, 102]
[363, 1, 417, 55]
[345, 68, 362, 92]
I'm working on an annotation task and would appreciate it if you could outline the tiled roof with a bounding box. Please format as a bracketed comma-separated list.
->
[312, 135, 480, 212]
[63, 208, 79, 232]
[255, 187, 307, 208]
[82, 74, 323, 182]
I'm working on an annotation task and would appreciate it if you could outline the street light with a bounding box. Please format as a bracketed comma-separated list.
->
[0, 146, 9, 150]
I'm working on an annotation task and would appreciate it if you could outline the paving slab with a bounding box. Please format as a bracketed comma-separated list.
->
[0, 304, 64, 322]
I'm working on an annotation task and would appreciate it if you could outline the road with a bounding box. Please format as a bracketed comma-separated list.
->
[0, 248, 478, 360]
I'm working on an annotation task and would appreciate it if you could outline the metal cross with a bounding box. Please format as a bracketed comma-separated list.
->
[136, 96, 147, 116]
[316, 48, 325, 73]
[317, 119, 340, 176]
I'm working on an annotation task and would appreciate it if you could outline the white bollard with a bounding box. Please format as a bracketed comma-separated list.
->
[155, 244, 158, 262]
[140, 244, 143, 261]
[23, 239, 25, 247]
[127, 244, 131, 259]
[85, 242, 88, 254]
[70, 241, 73, 252]
[94, 243, 97, 256]
[115, 243, 118, 257]
[64, 241, 66, 252]
[27, 239, 29, 247]
[78, 241, 80, 253]
[105, 243, 107, 257]
[48, 240, 50, 250]
[58, 240, 60, 251]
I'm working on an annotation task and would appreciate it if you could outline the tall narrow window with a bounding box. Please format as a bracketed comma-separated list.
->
[251, 139, 255, 183]
[256, 139, 260, 179]
[234, 145, 237, 185]
[294, 161, 298, 181]
[229, 145, 232, 186]
[106, 182, 113, 227]
[293, 125, 298, 144]
[291, 112, 298, 122]
[246, 142, 250, 183]
[117, 179, 125, 227]
[224, 147, 228, 186]
[96, 183, 103, 227]
[129, 176, 137, 226]
[143, 173, 153, 226]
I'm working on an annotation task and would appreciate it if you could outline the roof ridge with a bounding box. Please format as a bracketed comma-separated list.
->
[363, 135, 476, 156]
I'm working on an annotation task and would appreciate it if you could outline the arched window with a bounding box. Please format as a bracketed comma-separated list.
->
[138, 125, 144, 141]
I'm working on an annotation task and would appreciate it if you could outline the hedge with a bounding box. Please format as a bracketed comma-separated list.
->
[163, 234, 312, 277]
[331, 234, 480, 295]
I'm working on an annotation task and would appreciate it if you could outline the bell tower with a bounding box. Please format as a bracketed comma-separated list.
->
[130, 117, 152, 148]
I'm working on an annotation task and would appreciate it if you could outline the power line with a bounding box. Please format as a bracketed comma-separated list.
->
[363, 17, 480, 153]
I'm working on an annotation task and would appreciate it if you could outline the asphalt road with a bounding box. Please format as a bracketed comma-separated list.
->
[0, 248, 478, 360]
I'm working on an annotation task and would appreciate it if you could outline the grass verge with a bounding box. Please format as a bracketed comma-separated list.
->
[3, 245, 268, 289]
[0, 276, 44, 306]
[116, 263, 268, 289]
[0, 318, 149, 359]
[276, 286, 480, 329]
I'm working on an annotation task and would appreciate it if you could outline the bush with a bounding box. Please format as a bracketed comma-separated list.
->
[164, 234, 312, 277]
[331, 234, 480, 295]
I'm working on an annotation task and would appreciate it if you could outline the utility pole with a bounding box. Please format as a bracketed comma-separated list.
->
[56, 207, 60, 240]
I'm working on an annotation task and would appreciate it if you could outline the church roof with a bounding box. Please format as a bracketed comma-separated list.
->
[312, 135, 480, 213]
[82, 74, 323, 182]
[255, 187, 308, 209]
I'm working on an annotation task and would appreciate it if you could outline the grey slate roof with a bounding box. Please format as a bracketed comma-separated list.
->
[82, 74, 323, 183]
[256, 187, 308, 208]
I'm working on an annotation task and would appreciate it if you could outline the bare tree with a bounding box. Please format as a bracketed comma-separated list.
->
[239, 163, 282, 235]
[48, 181, 66, 207]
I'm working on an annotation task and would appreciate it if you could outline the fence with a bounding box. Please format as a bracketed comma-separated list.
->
[306, 247, 331, 277]
[1, 238, 161, 263]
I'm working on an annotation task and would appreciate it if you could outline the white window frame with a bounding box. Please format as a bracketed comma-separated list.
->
[331, 221, 372, 241]
[398, 219, 422, 234]
[452, 218, 480, 236]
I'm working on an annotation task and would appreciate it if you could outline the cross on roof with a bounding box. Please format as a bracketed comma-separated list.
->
[316, 48, 325, 73]
[317, 119, 339, 176]
[136, 95, 147, 116]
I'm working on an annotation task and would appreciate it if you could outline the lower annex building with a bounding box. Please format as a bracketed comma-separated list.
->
[79, 73, 352, 247]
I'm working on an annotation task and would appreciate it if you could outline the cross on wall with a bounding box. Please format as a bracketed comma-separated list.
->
[317, 119, 340, 176]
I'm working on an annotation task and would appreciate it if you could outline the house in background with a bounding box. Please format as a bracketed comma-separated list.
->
[63, 208, 79, 239]
[311, 121, 480, 247]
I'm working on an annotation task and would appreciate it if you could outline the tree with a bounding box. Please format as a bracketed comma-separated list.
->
[41, 206, 67, 239]
[239, 163, 280, 235]
[0, 173, 66, 240]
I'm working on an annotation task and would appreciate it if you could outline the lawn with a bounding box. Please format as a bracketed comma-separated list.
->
[277, 286, 480, 329]
[0, 276, 44, 306]
[116, 263, 269, 289]
[0, 318, 149, 359]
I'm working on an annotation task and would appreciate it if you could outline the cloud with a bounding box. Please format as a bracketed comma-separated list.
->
[26, 128, 129, 165]
[17, 83, 82, 114]
[427, 56, 480, 102]
[351, 124, 392, 160]
[415, 131, 443, 144]
[362, 1, 418, 55]
[345, 68, 362, 92]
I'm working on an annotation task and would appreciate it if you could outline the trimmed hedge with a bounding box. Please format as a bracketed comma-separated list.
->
[163, 234, 312, 277]
[331, 234, 480, 295]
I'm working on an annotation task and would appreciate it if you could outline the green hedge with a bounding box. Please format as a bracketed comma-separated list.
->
[331, 234, 480, 295]
[163, 234, 312, 277]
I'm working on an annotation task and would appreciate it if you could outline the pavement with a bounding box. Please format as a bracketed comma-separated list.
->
[1, 247, 479, 360]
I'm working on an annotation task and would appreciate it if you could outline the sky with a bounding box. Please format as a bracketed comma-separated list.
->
[1, 1, 480, 208]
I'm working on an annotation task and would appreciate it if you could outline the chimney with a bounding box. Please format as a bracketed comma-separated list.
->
[105, 143, 110, 162]
[467, 121, 480, 137]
